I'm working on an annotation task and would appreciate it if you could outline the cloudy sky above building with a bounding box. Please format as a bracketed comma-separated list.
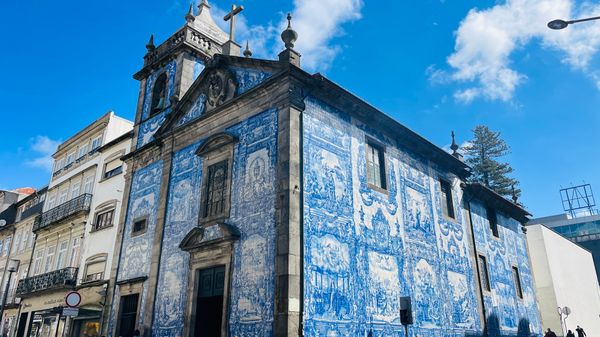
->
[1, 0, 599, 217]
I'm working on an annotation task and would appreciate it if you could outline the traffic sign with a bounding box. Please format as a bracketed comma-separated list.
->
[65, 291, 82, 307]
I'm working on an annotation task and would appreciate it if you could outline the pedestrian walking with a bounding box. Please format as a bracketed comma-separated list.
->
[576, 325, 587, 337]
[567, 330, 575, 337]
[544, 328, 558, 337]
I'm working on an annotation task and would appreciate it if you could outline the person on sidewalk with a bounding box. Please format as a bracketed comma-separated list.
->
[576, 325, 587, 337]
[544, 328, 558, 337]
[567, 330, 575, 337]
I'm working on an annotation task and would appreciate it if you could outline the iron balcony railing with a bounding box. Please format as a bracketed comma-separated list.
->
[33, 194, 92, 232]
[16, 267, 78, 297]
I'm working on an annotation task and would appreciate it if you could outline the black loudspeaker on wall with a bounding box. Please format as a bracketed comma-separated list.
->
[400, 296, 413, 325]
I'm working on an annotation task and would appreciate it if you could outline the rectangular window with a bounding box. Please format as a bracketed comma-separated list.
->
[56, 240, 69, 269]
[3, 237, 11, 257]
[70, 181, 81, 200]
[487, 207, 499, 237]
[94, 209, 114, 231]
[55, 158, 65, 172]
[33, 249, 44, 275]
[19, 229, 27, 252]
[66, 152, 76, 166]
[440, 179, 455, 219]
[83, 176, 94, 194]
[44, 245, 55, 272]
[28, 231, 35, 249]
[478, 254, 491, 291]
[84, 261, 106, 282]
[58, 189, 69, 204]
[366, 142, 386, 190]
[69, 237, 81, 267]
[46, 195, 56, 210]
[512, 266, 523, 299]
[91, 136, 102, 151]
[78, 143, 88, 159]
[103, 160, 123, 180]
[132, 218, 147, 236]
[203, 160, 229, 218]
[12, 232, 20, 255]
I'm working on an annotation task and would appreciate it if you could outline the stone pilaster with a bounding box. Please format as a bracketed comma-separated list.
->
[274, 101, 303, 336]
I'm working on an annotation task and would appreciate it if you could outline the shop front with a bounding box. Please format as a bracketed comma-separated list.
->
[17, 285, 105, 337]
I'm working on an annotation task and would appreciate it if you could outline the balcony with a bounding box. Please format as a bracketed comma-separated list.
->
[33, 194, 92, 232]
[16, 267, 78, 297]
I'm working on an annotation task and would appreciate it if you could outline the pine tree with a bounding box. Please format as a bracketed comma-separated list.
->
[463, 125, 521, 199]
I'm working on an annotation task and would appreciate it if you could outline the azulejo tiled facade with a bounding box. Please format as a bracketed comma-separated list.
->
[104, 4, 542, 337]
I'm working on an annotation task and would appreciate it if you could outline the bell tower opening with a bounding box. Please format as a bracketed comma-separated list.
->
[193, 265, 226, 337]
[150, 72, 168, 115]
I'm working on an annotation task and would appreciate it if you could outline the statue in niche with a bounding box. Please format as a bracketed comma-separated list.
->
[205, 68, 237, 112]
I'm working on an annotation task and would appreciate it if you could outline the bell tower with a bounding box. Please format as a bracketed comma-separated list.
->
[132, 0, 228, 148]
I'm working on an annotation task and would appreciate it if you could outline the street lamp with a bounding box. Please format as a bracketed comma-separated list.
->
[0, 259, 19, 335]
[548, 16, 600, 30]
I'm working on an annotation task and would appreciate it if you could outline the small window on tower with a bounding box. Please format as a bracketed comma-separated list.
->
[150, 73, 168, 115]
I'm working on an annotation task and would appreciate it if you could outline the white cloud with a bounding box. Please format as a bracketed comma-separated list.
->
[25, 136, 61, 171]
[445, 0, 600, 103]
[207, 0, 363, 72]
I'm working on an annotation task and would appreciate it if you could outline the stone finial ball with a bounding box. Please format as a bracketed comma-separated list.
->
[281, 13, 298, 49]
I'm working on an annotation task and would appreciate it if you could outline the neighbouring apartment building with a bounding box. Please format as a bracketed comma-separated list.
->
[0, 188, 47, 337]
[526, 224, 600, 337]
[14, 111, 132, 337]
[103, 3, 542, 337]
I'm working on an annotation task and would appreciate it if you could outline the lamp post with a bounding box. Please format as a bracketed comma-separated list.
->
[548, 16, 600, 30]
[0, 259, 19, 336]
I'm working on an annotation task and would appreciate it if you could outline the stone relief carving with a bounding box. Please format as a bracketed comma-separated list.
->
[205, 68, 237, 113]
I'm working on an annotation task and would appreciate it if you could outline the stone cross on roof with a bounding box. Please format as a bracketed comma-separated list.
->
[223, 4, 244, 42]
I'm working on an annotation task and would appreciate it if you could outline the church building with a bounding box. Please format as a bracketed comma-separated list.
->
[104, 2, 542, 337]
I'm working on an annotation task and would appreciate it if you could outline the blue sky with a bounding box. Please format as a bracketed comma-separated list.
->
[1, 0, 599, 218]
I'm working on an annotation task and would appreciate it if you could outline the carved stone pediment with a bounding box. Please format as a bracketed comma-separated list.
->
[179, 223, 240, 252]
[204, 68, 237, 113]
[195, 132, 238, 156]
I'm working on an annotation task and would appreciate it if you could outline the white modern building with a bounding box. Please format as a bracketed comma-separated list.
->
[526, 224, 600, 337]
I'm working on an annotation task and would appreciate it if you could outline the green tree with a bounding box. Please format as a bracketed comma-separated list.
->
[463, 125, 521, 199]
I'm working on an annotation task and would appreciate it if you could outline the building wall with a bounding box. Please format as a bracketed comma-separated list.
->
[79, 136, 131, 284]
[301, 96, 541, 337]
[526, 224, 600, 336]
[468, 201, 542, 334]
[109, 107, 278, 337]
